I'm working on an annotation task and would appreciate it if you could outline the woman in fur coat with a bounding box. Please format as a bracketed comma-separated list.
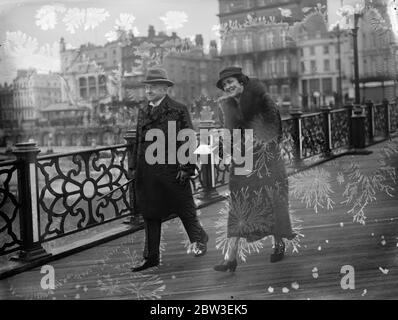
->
[214, 67, 295, 272]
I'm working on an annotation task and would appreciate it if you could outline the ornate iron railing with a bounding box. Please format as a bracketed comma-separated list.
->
[0, 100, 396, 265]
[391, 103, 398, 133]
[0, 160, 22, 256]
[301, 112, 328, 159]
[374, 104, 388, 139]
[36, 145, 130, 242]
[330, 109, 351, 151]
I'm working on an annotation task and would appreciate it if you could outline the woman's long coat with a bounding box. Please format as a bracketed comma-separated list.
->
[218, 79, 295, 241]
[132, 95, 196, 220]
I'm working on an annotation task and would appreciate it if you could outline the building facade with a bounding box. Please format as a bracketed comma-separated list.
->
[60, 26, 222, 110]
[296, 13, 354, 110]
[217, 0, 327, 112]
[357, 0, 398, 103]
[0, 83, 16, 129]
[12, 69, 62, 128]
[59, 38, 119, 104]
[218, 0, 327, 25]
[162, 41, 222, 106]
[220, 22, 299, 112]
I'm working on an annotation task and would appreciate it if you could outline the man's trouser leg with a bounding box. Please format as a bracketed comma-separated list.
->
[144, 218, 162, 261]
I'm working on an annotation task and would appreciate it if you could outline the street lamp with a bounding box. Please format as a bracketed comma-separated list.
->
[330, 23, 345, 106]
[352, 13, 361, 105]
[332, 0, 366, 105]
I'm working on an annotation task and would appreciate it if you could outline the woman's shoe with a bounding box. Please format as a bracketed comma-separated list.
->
[270, 242, 285, 263]
[213, 259, 238, 272]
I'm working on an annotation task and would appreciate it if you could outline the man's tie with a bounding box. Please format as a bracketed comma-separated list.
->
[148, 104, 153, 115]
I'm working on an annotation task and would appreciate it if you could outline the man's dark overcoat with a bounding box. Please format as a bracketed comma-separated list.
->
[132, 95, 196, 220]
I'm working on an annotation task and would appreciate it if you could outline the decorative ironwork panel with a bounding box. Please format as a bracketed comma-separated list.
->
[214, 161, 230, 188]
[36, 146, 130, 242]
[331, 109, 350, 150]
[190, 164, 204, 195]
[301, 113, 327, 159]
[391, 104, 398, 132]
[364, 105, 371, 143]
[281, 118, 295, 164]
[374, 104, 387, 138]
[0, 160, 22, 256]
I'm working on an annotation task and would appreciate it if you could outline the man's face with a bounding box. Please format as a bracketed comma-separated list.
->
[145, 83, 168, 102]
[222, 76, 244, 97]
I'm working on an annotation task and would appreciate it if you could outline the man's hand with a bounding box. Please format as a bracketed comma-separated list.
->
[176, 170, 190, 184]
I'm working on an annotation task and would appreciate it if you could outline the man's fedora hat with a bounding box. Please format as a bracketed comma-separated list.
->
[216, 66, 248, 90]
[142, 67, 174, 87]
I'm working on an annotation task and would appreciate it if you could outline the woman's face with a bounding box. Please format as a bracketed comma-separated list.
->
[222, 76, 244, 97]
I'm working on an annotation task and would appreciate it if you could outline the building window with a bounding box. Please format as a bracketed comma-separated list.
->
[262, 60, 268, 77]
[269, 85, 278, 98]
[311, 60, 317, 73]
[301, 61, 306, 73]
[281, 85, 290, 98]
[260, 33, 266, 50]
[384, 58, 389, 73]
[323, 45, 329, 54]
[309, 79, 320, 93]
[324, 59, 330, 72]
[281, 57, 289, 76]
[88, 76, 96, 98]
[300, 48, 304, 57]
[270, 58, 277, 75]
[310, 46, 315, 55]
[266, 32, 274, 49]
[99, 75, 107, 96]
[322, 78, 333, 95]
[243, 34, 253, 52]
[232, 36, 238, 54]
[280, 31, 286, 47]
[243, 59, 254, 76]
[79, 77, 88, 99]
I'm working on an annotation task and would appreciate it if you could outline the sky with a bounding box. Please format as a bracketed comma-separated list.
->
[0, 0, 220, 84]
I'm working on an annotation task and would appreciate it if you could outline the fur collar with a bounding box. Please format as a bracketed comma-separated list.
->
[218, 78, 267, 129]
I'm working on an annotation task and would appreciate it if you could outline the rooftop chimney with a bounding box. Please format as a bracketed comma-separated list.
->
[195, 34, 204, 47]
[148, 25, 155, 39]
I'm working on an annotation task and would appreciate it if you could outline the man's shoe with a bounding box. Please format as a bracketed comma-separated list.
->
[131, 258, 159, 272]
[194, 233, 209, 257]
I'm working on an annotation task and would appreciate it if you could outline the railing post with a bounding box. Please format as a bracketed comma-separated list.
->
[123, 129, 143, 227]
[11, 141, 50, 262]
[350, 105, 367, 149]
[289, 110, 303, 167]
[344, 104, 354, 147]
[195, 121, 221, 205]
[320, 106, 332, 157]
[383, 99, 391, 139]
[365, 100, 375, 144]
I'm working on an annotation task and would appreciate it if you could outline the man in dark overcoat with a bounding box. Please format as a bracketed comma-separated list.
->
[130, 68, 209, 272]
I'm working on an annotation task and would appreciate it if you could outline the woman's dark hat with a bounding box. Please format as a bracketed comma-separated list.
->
[216, 66, 248, 90]
[142, 68, 174, 87]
